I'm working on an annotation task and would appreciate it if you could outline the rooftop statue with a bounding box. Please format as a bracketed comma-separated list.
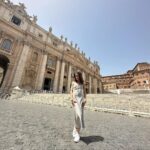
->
[19, 2, 26, 10]
[49, 27, 52, 33]
[70, 41, 73, 46]
[75, 43, 77, 49]
[33, 15, 37, 23]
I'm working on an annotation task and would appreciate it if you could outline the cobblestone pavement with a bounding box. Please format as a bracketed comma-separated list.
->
[0, 100, 150, 150]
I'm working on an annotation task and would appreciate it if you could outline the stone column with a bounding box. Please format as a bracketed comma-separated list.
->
[99, 80, 103, 93]
[12, 43, 30, 87]
[93, 78, 97, 94]
[82, 71, 86, 82]
[53, 59, 61, 93]
[67, 64, 72, 93]
[1, 63, 13, 89]
[36, 54, 47, 90]
[89, 75, 92, 94]
[6, 40, 23, 88]
[0, 3, 6, 18]
[59, 61, 65, 93]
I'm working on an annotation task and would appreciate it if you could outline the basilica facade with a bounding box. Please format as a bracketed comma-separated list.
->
[0, 0, 102, 93]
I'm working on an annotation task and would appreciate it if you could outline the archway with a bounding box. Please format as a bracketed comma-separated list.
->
[0, 54, 10, 87]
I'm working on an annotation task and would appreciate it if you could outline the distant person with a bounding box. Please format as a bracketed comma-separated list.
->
[70, 71, 86, 143]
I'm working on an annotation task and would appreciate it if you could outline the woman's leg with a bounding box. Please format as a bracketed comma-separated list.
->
[73, 108, 81, 142]
[76, 128, 80, 133]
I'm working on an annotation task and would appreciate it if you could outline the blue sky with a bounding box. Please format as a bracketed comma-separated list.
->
[11, 0, 150, 76]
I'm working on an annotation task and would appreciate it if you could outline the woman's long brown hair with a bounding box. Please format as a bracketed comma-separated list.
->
[74, 71, 84, 85]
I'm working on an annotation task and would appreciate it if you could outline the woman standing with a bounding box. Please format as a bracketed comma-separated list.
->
[70, 71, 86, 143]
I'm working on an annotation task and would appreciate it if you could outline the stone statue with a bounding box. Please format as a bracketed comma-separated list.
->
[6, 0, 13, 6]
[60, 35, 63, 40]
[70, 41, 73, 46]
[49, 27, 52, 33]
[19, 2, 26, 10]
[78, 47, 80, 52]
[65, 37, 67, 43]
[75, 43, 77, 49]
[33, 15, 37, 23]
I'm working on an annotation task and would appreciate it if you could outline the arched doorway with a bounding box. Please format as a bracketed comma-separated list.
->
[0, 54, 10, 87]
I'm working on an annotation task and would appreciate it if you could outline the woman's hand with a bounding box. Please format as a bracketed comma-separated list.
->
[82, 99, 86, 107]
[71, 100, 74, 107]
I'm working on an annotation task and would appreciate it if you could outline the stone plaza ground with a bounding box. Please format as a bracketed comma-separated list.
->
[0, 100, 150, 150]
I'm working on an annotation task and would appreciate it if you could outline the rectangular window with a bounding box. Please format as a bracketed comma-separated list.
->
[38, 33, 43, 38]
[11, 16, 21, 26]
[53, 42, 57, 47]
[47, 59, 56, 68]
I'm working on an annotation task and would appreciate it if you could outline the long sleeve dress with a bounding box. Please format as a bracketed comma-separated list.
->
[70, 81, 85, 129]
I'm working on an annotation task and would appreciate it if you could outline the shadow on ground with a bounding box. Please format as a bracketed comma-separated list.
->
[80, 135, 104, 145]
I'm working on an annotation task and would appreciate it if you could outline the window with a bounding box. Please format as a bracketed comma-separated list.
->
[47, 59, 56, 68]
[38, 33, 43, 38]
[1, 39, 12, 51]
[47, 71, 52, 74]
[53, 42, 57, 47]
[11, 16, 21, 26]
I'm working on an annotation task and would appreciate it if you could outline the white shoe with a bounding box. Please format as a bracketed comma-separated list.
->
[73, 133, 80, 143]
[72, 128, 77, 138]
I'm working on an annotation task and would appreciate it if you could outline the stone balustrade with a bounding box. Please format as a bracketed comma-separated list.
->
[9, 92, 150, 118]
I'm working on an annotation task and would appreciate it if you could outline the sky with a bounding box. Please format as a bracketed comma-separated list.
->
[11, 0, 150, 76]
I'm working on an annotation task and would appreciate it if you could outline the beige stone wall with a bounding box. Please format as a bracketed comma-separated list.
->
[13, 93, 150, 117]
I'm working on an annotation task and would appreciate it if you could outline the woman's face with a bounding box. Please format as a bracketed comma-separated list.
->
[75, 73, 79, 81]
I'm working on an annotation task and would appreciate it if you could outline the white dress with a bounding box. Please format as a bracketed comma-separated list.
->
[71, 81, 85, 129]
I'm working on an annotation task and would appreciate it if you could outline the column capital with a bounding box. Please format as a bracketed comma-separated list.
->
[22, 40, 31, 47]
[43, 50, 48, 55]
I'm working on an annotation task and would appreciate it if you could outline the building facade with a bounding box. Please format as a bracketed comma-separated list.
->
[0, 0, 102, 93]
[130, 63, 150, 89]
[102, 62, 150, 91]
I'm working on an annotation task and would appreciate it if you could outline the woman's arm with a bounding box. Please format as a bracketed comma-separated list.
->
[82, 83, 87, 106]
[70, 82, 74, 106]
[83, 83, 86, 99]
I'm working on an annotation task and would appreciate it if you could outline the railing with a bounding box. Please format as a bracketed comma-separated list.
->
[29, 90, 54, 94]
